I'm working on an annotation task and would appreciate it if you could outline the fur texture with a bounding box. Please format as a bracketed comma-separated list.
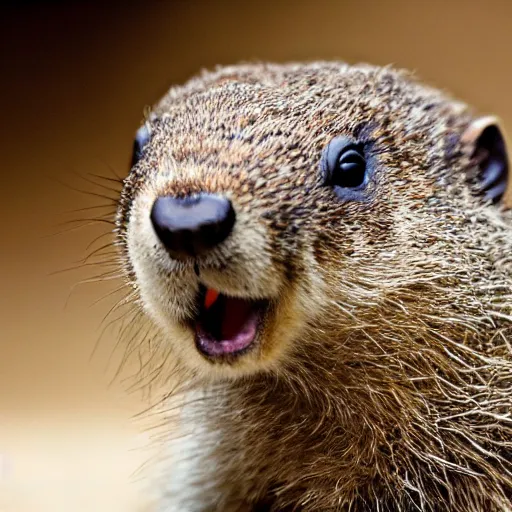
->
[116, 62, 512, 511]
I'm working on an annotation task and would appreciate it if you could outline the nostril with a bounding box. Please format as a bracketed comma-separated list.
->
[150, 193, 236, 258]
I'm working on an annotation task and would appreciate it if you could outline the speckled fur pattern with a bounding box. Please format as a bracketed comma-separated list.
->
[116, 62, 512, 511]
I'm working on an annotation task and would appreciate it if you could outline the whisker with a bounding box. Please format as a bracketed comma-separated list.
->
[59, 204, 117, 216]
[128, 349, 173, 392]
[95, 159, 126, 182]
[44, 221, 113, 237]
[50, 260, 119, 276]
[86, 230, 115, 251]
[88, 294, 136, 362]
[50, 176, 119, 202]
[89, 172, 124, 186]
[98, 298, 138, 340]
[90, 302, 139, 363]
[80, 243, 117, 264]
[99, 289, 138, 327]
[89, 283, 129, 308]
[81, 252, 118, 267]
[109, 318, 150, 386]
[64, 271, 124, 309]
[55, 217, 115, 227]
[72, 170, 123, 195]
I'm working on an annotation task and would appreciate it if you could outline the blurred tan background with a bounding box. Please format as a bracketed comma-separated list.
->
[1, 1, 511, 510]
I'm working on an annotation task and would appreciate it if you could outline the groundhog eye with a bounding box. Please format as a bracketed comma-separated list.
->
[334, 149, 367, 188]
[321, 136, 367, 190]
[131, 124, 151, 167]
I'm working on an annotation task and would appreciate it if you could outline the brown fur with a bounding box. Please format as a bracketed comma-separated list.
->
[116, 62, 512, 511]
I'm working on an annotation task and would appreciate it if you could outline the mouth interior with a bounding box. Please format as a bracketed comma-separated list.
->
[194, 286, 265, 357]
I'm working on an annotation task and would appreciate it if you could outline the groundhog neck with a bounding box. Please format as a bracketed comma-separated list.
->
[191, 310, 511, 509]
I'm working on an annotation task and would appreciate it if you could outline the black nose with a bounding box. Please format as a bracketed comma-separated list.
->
[150, 193, 236, 259]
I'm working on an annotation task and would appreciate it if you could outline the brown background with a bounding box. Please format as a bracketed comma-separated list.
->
[1, 1, 511, 510]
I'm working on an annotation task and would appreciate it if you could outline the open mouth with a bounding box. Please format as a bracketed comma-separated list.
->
[192, 285, 269, 359]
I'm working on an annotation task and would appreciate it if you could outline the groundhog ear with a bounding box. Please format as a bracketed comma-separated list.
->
[461, 116, 511, 208]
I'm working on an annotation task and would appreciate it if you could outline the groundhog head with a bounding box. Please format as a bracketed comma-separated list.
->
[117, 62, 511, 381]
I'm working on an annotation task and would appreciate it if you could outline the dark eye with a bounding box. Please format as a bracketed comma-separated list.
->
[321, 136, 367, 190]
[131, 124, 151, 167]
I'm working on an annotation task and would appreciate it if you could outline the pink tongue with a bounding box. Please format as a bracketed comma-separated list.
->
[221, 297, 254, 340]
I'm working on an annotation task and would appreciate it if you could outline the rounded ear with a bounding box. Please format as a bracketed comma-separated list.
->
[461, 116, 511, 208]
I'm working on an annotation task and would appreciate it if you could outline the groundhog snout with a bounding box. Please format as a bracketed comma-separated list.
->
[150, 192, 236, 260]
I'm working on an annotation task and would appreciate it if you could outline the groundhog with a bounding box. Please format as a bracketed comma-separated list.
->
[116, 62, 512, 511]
